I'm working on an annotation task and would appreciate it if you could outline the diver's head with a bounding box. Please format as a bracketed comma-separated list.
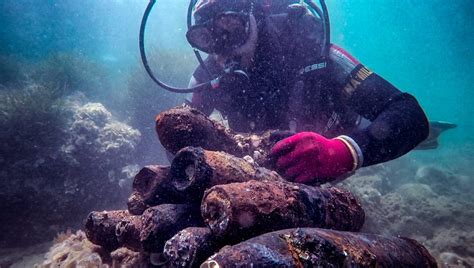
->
[187, 0, 260, 68]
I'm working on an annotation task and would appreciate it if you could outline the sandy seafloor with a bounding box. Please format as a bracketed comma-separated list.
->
[1, 142, 473, 267]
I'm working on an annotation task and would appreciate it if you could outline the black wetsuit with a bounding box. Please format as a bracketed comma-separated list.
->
[190, 15, 429, 167]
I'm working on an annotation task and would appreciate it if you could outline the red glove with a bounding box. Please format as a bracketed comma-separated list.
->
[271, 132, 355, 184]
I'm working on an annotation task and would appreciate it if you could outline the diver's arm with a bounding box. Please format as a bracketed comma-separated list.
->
[187, 55, 221, 116]
[329, 45, 429, 166]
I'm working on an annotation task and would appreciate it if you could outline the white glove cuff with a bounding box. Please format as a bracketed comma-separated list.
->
[336, 135, 364, 170]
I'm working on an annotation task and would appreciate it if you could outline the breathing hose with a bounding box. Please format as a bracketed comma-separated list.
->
[139, 0, 216, 93]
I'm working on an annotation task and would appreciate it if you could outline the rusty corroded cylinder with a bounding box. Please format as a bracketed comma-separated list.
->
[155, 106, 286, 167]
[115, 216, 143, 252]
[127, 165, 184, 215]
[140, 204, 203, 252]
[85, 210, 136, 251]
[201, 180, 365, 240]
[86, 205, 202, 253]
[170, 147, 282, 201]
[155, 106, 239, 155]
[163, 227, 222, 268]
[127, 192, 148, 216]
[201, 228, 437, 267]
[132, 165, 171, 203]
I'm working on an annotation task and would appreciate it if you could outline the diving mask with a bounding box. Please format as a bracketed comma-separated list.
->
[186, 11, 251, 54]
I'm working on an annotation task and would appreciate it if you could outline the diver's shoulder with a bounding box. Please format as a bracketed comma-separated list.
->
[329, 44, 360, 69]
[327, 44, 365, 84]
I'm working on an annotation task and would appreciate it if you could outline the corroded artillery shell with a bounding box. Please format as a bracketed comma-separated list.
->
[155, 106, 287, 167]
[155, 106, 239, 155]
[163, 227, 222, 268]
[201, 228, 437, 267]
[169, 147, 283, 201]
[115, 215, 143, 252]
[86, 204, 202, 253]
[85, 210, 136, 251]
[201, 180, 365, 240]
[140, 204, 203, 252]
[127, 165, 184, 215]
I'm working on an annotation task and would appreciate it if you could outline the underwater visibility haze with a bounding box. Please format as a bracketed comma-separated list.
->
[0, 0, 473, 266]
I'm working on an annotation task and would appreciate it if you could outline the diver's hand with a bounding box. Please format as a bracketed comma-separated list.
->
[270, 132, 355, 184]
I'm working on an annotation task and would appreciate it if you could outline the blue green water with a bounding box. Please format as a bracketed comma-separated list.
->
[330, 1, 474, 145]
[0, 0, 473, 264]
[2, 1, 472, 140]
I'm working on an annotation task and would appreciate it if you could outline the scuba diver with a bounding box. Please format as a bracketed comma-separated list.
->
[141, 0, 456, 184]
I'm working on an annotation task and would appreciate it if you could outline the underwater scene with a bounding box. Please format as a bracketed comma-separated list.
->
[0, 0, 473, 267]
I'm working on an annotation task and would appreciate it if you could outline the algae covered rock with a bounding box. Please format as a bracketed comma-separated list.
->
[0, 91, 141, 247]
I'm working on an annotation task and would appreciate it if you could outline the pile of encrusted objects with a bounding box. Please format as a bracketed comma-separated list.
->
[84, 106, 437, 267]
